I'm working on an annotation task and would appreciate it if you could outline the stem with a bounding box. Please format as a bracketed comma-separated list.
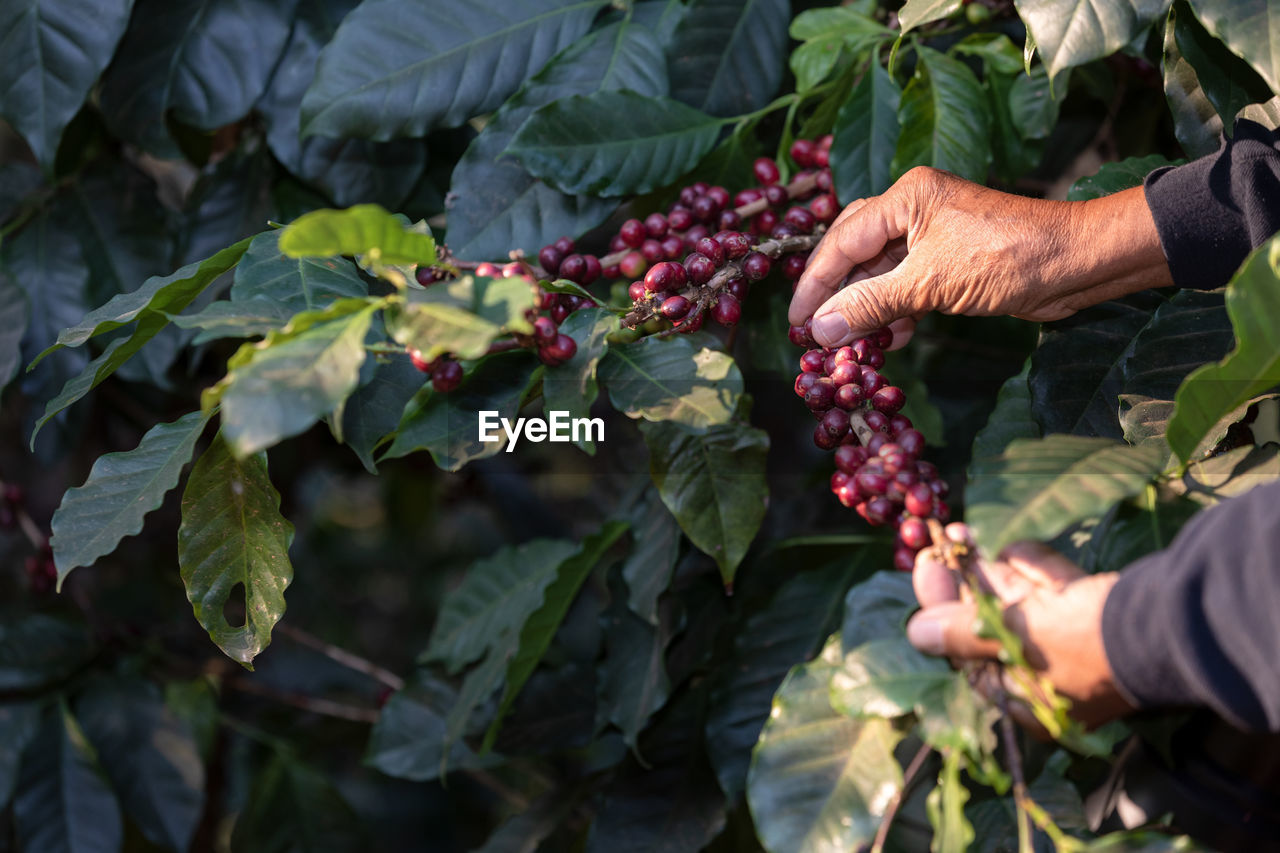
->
[274, 623, 404, 691]
[999, 705, 1034, 853]
[871, 742, 933, 853]
[223, 677, 382, 724]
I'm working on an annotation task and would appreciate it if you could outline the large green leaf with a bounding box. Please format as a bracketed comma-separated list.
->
[1016, 0, 1171, 80]
[1067, 153, 1184, 200]
[747, 638, 904, 853]
[830, 60, 901, 203]
[642, 419, 768, 586]
[218, 299, 378, 457]
[599, 335, 742, 430]
[598, 599, 673, 752]
[386, 276, 535, 362]
[620, 488, 682, 624]
[231, 753, 364, 852]
[1187, 0, 1280, 96]
[0, 614, 93, 692]
[1009, 65, 1069, 139]
[169, 299, 295, 345]
[98, 0, 296, 156]
[542, 307, 618, 454]
[383, 350, 540, 470]
[446, 16, 667, 261]
[422, 538, 580, 673]
[706, 556, 878, 800]
[178, 434, 294, 667]
[841, 571, 918, 652]
[0, 272, 28, 386]
[1081, 496, 1201, 573]
[966, 435, 1166, 557]
[300, 0, 605, 139]
[1028, 292, 1165, 438]
[14, 703, 122, 853]
[830, 636, 952, 719]
[364, 671, 490, 782]
[0, 702, 41, 806]
[788, 8, 891, 93]
[969, 362, 1040, 471]
[1171, 3, 1273, 129]
[231, 230, 367, 313]
[668, 0, 791, 117]
[507, 91, 724, 197]
[73, 678, 204, 852]
[891, 46, 991, 182]
[50, 410, 210, 582]
[0, 0, 134, 168]
[1164, 4, 1226, 159]
[340, 355, 424, 473]
[898, 0, 961, 32]
[483, 521, 628, 749]
[278, 205, 437, 267]
[1168, 236, 1280, 462]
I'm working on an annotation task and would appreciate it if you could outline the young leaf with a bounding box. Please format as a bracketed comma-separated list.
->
[365, 671, 492, 782]
[1067, 154, 1184, 200]
[891, 46, 991, 182]
[542, 307, 619, 454]
[73, 678, 205, 853]
[218, 299, 378, 457]
[599, 335, 743, 430]
[598, 600, 673, 752]
[668, 0, 790, 118]
[507, 91, 725, 197]
[0, 0, 134, 169]
[1016, 0, 1170, 81]
[926, 750, 975, 853]
[831, 60, 902, 203]
[620, 488, 682, 624]
[830, 636, 952, 719]
[340, 355, 425, 473]
[277, 204, 437, 267]
[641, 419, 768, 586]
[898, 0, 962, 33]
[178, 434, 294, 667]
[966, 435, 1166, 557]
[14, 703, 123, 853]
[482, 521, 628, 750]
[747, 638, 904, 853]
[50, 410, 210, 582]
[1167, 236, 1280, 463]
[386, 276, 536, 362]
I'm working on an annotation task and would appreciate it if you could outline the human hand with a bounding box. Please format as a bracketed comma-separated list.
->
[906, 524, 1136, 729]
[788, 167, 1173, 349]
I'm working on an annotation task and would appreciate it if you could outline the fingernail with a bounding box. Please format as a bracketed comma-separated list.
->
[906, 615, 945, 656]
[812, 312, 851, 345]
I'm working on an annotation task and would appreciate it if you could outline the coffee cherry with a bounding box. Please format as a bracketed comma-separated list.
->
[788, 324, 814, 347]
[661, 235, 684, 260]
[855, 467, 889, 496]
[432, 359, 464, 392]
[619, 251, 647, 279]
[893, 547, 917, 573]
[799, 349, 826, 373]
[696, 237, 725, 266]
[764, 184, 789, 207]
[559, 254, 587, 283]
[408, 349, 434, 373]
[790, 138, 817, 168]
[829, 361, 859, 386]
[804, 379, 835, 412]
[795, 371, 819, 397]
[770, 223, 798, 240]
[813, 424, 841, 450]
[816, 168, 833, 191]
[872, 386, 906, 414]
[720, 231, 751, 259]
[852, 338, 880, 365]
[712, 293, 742, 326]
[834, 444, 868, 474]
[863, 409, 890, 432]
[550, 302, 571, 324]
[538, 245, 564, 274]
[810, 193, 838, 223]
[679, 186, 698, 206]
[784, 207, 816, 233]
[668, 207, 694, 231]
[642, 239, 665, 263]
[415, 266, 447, 286]
[582, 255, 602, 285]
[708, 186, 730, 209]
[861, 368, 886, 395]
[677, 311, 705, 333]
[603, 264, 620, 280]
[866, 432, 890, 455]
[820, 408, 850, 438]
[726, 275, 749, 301]
[645, 212, 668, 238]
[719, 210, 742, 231]
[905, 483, 934, 518]
[871, 326, 894, 349]
[620, 218, 647, 248]
[782, 254, 808, 280]
[742, 252, 772, 281]
[752, 209, 780, 235]
[683, 253, 715, 285]
[735, 187, 764, 207]
[863, 496, 894, 525]
[553, 236, 575, 255]
[475, 262, 503, 277]
[692, 194, 719, 222]
[897, 429, 925, 457]
[754, 157, 781, 185]
[834, 383, 865, 410]
[540, 333, 578, 366]
[889, 414, 914, 435]
[645, 261, 686, 293]
[628, 281, 647, 301]
[660, 295, 692, 320]
[533, 316, 558, 345]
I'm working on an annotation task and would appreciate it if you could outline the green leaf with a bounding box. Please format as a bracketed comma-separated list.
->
[365, 671, 491, 782]
[340, 356, 425, 473]
[507, 91, 724, 197]
[891, 46, 991, 182]
[386, 276, 535, 362]
[831, 60, 902, 202]
[0, 272, 28, 387]
[1168, 237, 1280, 462]
[474, 788, 587, 853]
[542, 307, 618, 454]
[598, 599, 672, 752]
[952, 33, 1027, 75]
[423, 539, 580, 672]
[969, 361, 1041, 472]
[483, 521, 628, 750]
[0, 614, 94, 692]
[916, 675, 1000, 757]
[1015, 0, 1171, 80]
[1081, 496, 1201, 573]
[98, 0, 295, 157]
[278, 205, 437, 267]
[231, 753, 365, 852]
[1009, 65, 1070, 139]
[747, 638, 904, 853]
[668, 0, 791, 118]
[831, 636, 952, 719]
[178, 434, 294, 667]
[599, 335, 743, 430]
[1163, 4, 1226, 158]
[0, 703, 41, 806]
[926, 750, 975, 853]
[231, 229, 367, 313]
[1067, 153, 1184, 200]
[642, 419, 768, 586]
[50, 410, 210, 582]
[219, 299, 378, 458]
[620, 488, 682, 624]
[1186, 0, 1280, 96]
[383, 350, 540, 470]
[966, 435, 1166, 557]
[898, 0, 962, 33]
[841, 571, 918, 652]
[73, 678, 204, 852]
[0, 0, 134, 168]
[14, 703, 122, 853]
[300, 0, 605, 140]
[1028, 292, 1165, 438]
[790, 39, 845, 94]
[169, 299, 294, 344]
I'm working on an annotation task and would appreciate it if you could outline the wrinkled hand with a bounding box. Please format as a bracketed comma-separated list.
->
[906, 524, 1136, 729]
[788, 167, 1173, 349]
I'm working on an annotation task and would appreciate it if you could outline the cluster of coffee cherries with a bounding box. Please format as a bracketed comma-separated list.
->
[790, 322, 950, 572]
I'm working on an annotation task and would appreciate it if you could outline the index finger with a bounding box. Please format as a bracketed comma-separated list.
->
[787, 194, 909, 326]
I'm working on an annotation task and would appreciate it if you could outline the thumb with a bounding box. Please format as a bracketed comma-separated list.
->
[906, 601, 1004, 661]
[810, 264, 920, 348]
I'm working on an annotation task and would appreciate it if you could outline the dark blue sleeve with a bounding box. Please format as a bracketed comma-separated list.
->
[1101, 481, 1280, 732]
[1143, 119, 1280, 290]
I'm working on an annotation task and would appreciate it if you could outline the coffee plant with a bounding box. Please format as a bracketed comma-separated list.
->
[1, 0, 1278, 850]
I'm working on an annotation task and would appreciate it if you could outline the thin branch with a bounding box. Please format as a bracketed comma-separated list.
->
[275, 623, 404, 691]
[224, 677, 381, 724]
[999, 702, 1034, 853]
[871, 742, 933, 853]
